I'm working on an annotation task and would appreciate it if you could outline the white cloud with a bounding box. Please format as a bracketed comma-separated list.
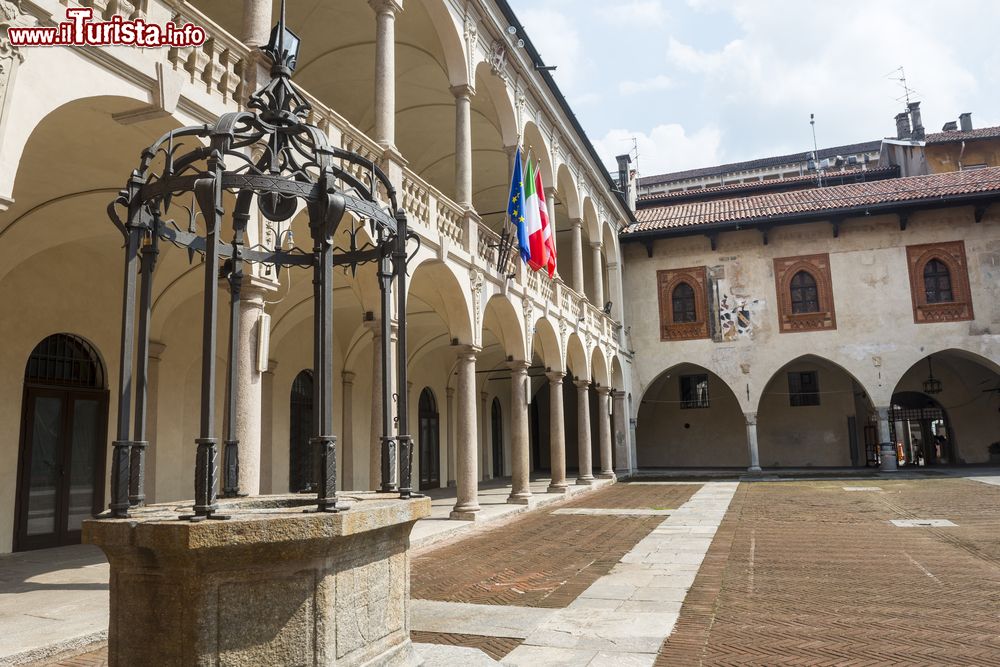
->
[596, 1, 669, 27]
[596, 124, 724, 175]
[619, 75, 674, 95]
[516, 7, 588, 91]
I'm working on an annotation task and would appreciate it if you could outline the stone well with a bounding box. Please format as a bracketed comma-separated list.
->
[83, 494, 430, 667]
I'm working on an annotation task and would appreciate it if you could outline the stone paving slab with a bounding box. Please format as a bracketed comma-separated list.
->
[414, 642, 500, 666]
[502, 644, 657, 666]
[410, 600, 554, 639]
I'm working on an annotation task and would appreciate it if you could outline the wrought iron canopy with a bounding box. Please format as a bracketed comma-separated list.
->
[105, 3, 417, 520]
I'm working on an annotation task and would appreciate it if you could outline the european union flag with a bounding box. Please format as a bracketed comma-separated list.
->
[507, 147, 530, 262]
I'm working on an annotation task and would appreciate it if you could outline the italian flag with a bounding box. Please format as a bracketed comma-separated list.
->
[523, 158, 557, 277]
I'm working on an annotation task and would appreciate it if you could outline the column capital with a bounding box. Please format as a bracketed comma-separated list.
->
[596, 386, 611, 397]
[450, 83, 476, 100]
[570, 217, 584, 229]
[611, 389, 626, 399]
[454, 343, 481, 361]
[546, 370, 565, 385]
[545, 186, 558, 197]
[149, 340, 167, 360]
[508, 359, 531, 374]
[369, 0, 403, 15]
[573, 378, 591, 390]
[266, 359, 278, 375]
[590, 241, 604, 251]
[342, 371, 356, 385]
[745, 411, 758, 426]
[446, 386, 456, 398]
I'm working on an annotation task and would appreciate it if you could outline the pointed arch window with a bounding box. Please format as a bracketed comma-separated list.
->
[789, 271, 819, 314]
[671, 282, 696, 323]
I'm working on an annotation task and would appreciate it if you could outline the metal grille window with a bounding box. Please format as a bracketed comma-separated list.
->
[680, 374, 710, 409]
[923, 259, 953, 303]
[671, 282, 696, 323]
[788, 371, 820, 406]
[25, 334, 104, 389]
[789, 271, 819, 314]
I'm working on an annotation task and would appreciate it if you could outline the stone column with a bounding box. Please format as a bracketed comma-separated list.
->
[612, 390, 628, 477]
[260, 359, 276, 494]
[508, 361, 532, 503]
[241, 0, 272, 47]
[547, 371, 568, 493]
[452, 84, 475, 209]
[596, 387, 615, 479]
[480, 391, 489, 479]
[575, 379, 595, 484]
[446, 387, 456, 486]
[341, 371, 355, 491]
[877, 405, 897, 472]
[570, 218, 585, 294]
[745, 411, 762, 473]
[370, 0, 402, 151]
[451, 347, 481, 519]
[236, 286, 268, 495]
[591, 242, 605, 306]
[367, 321, 396, 490]
[144, 342, 166, 503]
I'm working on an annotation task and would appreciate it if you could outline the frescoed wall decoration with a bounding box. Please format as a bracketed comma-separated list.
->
[716, 280, 763, 341]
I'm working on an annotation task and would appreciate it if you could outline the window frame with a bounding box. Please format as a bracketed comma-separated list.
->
[670, 282, 697, 323]
[657, 267, 710, 341]
[789, 270, 820, 314]
[906, 241, 974, 324]
[773, 253, 837, 333]
[787, 370, 821, 407]
[679, 374, 710, 409]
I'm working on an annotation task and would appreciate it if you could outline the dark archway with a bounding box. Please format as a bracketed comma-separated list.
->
[288, 370, 314, 493]
[15, 334, 108, 551]
[418, 388, 441, 489]
[890, 351, 1000, 464]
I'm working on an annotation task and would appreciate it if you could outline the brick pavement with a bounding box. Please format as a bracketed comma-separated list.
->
[409, 631, 521, 660]
[657, 478, 1000, 666]
[411, 483, 701, 608]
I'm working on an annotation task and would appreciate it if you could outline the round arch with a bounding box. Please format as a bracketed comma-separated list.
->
[405, 257, 474, 344]
[532, 316, 563, 371]
[591, 345, 610, 387]
[482, 295, 526, 360]
[565, 332, 589, 380]
[522, 121, 554, 187]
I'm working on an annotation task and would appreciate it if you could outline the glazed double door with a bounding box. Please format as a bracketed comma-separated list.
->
[15, 387, 107, 551]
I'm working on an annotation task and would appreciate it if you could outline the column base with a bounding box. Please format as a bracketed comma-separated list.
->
[747, 466, 763, 473]
[597, 472, 616, 480]
[447, 480, 456, 487]
[507, 493, 532, 505]
[576, 477, 596, 486]
[449, 507, 481, 521]
[546, 483, 569, 494]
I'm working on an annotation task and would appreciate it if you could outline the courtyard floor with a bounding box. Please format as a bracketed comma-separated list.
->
[5, 472, 1000, 666]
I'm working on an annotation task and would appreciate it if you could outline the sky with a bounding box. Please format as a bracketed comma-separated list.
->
[504, 0, 1000, 179]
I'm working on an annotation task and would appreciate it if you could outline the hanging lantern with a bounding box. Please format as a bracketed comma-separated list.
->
[923, 356, 943, 395]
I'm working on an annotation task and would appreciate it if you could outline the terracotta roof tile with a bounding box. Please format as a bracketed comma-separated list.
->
[924, 125, 1000, 144]
[624, 166, 1000, 236]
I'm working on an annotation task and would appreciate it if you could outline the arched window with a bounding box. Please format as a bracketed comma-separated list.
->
[289, 370, 314, 493]
[790, 271, 819, 314]
[671, 282, 696, 323]
[923, 259, 953, 303]
[17, 334, 108, 551]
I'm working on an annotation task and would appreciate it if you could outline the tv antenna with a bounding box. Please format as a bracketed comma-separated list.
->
[887, 66, 920, 106]
[810, 113, 822, 188]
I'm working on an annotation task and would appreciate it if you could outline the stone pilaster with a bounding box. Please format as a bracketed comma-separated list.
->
[745, 411, 762, 473]
[596, 386, 615, 479]
[546, 371, 568, 493]
[341, 371, 355, 491]
[508, 361, 532, 503]
[575, 379, 595, 484]
[451, 346, 481, 519]
[591, 241, 605, 306]
[452, 84, 475, 209]
[143, 341, 166, 503]
[235, 282, 270, 495]
[446, 386, 456, 486]
[570, 218, 584, 294]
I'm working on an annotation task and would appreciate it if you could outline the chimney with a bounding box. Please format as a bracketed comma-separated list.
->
[959, 112, 973, 132]
[908, 101, 925, 140]
[942, 121, 958, 132]
[895, 112, 912, 139]
[616, 153, 633, 208]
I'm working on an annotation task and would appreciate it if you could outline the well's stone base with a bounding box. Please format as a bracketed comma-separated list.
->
[83, 494, 430, 667]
